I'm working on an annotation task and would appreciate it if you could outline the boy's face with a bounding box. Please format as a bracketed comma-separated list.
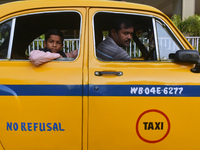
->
[44, 35, 63, 53]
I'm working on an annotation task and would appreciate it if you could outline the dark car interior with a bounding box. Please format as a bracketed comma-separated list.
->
[11, 12, 80, 59]
[94, 12, 157, 60]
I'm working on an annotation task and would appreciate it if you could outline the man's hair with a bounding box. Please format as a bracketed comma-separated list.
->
[45, 29, 64, 42]
[110, 18, 133, 33]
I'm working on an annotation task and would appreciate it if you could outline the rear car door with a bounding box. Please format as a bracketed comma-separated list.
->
[0, 6, 85, 150]
[88, 7, 200, 150]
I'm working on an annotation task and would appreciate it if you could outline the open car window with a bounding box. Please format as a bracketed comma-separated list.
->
[8, 11, 81, 60]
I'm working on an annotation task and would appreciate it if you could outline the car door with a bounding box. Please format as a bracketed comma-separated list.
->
[0, 8, 85, 150]
[88, 8, 200, 150]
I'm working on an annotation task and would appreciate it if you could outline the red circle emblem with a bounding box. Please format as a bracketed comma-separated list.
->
[136, 109, 170, 143]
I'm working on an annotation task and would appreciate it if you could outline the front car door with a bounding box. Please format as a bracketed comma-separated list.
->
[88, 5, 200, 150]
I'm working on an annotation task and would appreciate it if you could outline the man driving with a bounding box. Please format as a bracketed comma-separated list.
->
[96, 18, 134, 61]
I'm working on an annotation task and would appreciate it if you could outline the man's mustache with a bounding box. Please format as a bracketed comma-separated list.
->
[125, 39, 131, 43]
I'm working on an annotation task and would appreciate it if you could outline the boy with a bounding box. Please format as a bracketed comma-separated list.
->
[29, 29, 78, 66]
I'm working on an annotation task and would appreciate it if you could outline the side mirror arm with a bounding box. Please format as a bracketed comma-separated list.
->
[191, 64, 200, 73]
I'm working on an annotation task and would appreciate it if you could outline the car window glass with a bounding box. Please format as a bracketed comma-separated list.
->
[11, 12, 80, 60]
[156, 20, 183, 60]
[0, 20, 12, 59]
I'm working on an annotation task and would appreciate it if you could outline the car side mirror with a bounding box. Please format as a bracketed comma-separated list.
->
[169, 50, 200, 64]
[169, 50, 200, 73]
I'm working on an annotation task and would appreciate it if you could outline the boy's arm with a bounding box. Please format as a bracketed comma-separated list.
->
[29, 50, 61, 66]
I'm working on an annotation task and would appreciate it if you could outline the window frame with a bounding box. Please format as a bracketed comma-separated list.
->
[93, 10, 185, 62]
[93, 11, 155, 60]
[7, 18, 16, 59]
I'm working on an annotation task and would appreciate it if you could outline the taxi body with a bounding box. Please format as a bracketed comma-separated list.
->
[0, 0, 199, 149]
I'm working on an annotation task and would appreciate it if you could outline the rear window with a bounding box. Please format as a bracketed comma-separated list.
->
[0, 11, 81, 60]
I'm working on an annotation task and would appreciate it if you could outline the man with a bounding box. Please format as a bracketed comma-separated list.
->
[96, 18, 133, 61]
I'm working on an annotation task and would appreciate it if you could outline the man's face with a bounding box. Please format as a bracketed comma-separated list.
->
[111, 24, 134, 47]
[44, 35, 63, 53]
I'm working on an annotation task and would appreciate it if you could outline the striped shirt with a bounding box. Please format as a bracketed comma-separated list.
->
[96, 36, 132, 61]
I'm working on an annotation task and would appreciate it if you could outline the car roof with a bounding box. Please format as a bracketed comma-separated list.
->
[0, 0, 163, 20]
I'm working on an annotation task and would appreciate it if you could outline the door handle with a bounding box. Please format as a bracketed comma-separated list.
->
[94, 71, 123, 76]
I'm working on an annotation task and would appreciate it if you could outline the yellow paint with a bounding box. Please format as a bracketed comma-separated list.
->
[88, 97, 200, 149]
[0, 0, 198, 149]
[0, 96, 82, 149]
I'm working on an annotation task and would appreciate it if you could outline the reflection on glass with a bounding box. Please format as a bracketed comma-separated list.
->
[156, 20, 181, 60]
[0, 20, 12, 59]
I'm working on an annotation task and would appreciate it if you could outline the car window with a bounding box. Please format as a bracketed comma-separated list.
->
[0, 20, 12, 59]
[94, 12, 159, 61]
[94, 12, 184, 62]
[10, 11, 81, 60]
[156, 20, 183, 60]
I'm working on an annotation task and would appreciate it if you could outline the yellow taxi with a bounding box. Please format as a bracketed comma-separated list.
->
[0, 0, 199, 149]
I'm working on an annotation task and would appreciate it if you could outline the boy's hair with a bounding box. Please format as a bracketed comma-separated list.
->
[45, 29, 64, 42]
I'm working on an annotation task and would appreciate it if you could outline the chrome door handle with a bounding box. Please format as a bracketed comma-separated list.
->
[94, 71, 123, 76]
